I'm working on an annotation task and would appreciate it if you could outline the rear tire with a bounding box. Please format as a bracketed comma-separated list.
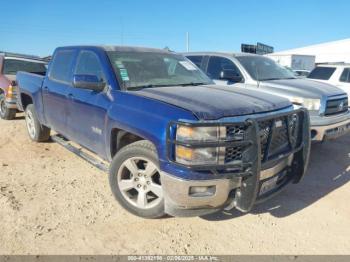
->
[25, 104, 51, 142]
[0, 93, 16, 120]
[109, 140, 166, 218]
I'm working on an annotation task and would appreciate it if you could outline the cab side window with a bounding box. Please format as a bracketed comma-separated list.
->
[75, 51, 106, 82]
[49, 50, 75, 83]
[186, 56, 204, 69]
[207, 56, 241, 80]
[339, 68, 350, 83]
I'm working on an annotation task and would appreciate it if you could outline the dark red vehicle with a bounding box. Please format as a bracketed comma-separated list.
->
[0, 52, 47, 119]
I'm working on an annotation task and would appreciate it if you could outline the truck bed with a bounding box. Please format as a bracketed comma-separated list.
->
[16, 71, 44, 111]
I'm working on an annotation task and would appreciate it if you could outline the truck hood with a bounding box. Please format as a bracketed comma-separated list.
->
[133, 85, 291, 120]
[259, 78, 346, 99]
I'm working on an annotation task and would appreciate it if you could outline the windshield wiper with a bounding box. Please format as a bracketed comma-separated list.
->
[179, 82, 208, 86]
[127, 84, 160, 91]
[260, 77, 296, 81]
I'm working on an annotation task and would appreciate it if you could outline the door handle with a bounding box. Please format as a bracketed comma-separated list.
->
[43, 86, 49, 92]
[67, 93, 74, 99]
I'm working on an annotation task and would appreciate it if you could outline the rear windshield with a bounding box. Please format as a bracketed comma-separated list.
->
[3, 58, 47, 75]
[308, 67, 336, 80]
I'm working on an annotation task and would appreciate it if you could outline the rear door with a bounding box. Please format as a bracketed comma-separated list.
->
[65, 49, 110, 156]
[43, 49, 77, 134]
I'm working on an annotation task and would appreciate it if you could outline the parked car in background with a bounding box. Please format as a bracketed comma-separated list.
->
[17, 45, 310, 218]
[308, 63, 350, 97]
[185, 52, 350, 141]
[266, 54, 315, 73]
[294, 69, 310, 78]
[0, 52, 47, 120]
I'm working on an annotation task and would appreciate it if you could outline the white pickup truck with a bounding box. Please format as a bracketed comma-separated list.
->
[308, 63, 350, 98]
[185, 52, 350, 141]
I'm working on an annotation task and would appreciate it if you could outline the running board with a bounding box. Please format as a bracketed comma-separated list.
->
[51, 134, 109, 173]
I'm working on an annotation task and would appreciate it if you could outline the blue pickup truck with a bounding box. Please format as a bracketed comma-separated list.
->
[16, 46, 310, 218]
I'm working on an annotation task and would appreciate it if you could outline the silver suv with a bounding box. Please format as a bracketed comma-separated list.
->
[185, 52, 350, 141]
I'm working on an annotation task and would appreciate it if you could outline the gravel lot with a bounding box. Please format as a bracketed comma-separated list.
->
[0, 114, 349, 255]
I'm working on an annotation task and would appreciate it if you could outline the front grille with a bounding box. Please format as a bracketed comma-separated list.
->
[224, 146, 244, 163]
[226, 125, 246, 140]
[325, 97, 348, 116]
[224, 112, 303, 164]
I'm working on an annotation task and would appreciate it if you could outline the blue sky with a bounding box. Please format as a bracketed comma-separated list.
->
[0, 0, 349, 56]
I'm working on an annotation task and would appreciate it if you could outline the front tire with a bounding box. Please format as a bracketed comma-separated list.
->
[0, 93, 16, 120]
[25, 104, 51, 142]
[109, 140, 165, 218]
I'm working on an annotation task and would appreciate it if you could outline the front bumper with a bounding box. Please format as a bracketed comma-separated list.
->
[163, 108, 310, 217]
[310, 111, 350, 141]
[161, 156, 294, 217]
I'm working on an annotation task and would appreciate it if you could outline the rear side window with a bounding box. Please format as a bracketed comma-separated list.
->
[207, 56, 241, 79]
[3, 59, 46, 75]
[339, 68, 350, 83]
[75, 51, 105, 81]
[308, 67, 336, 80]
[186, 56, 203, 68]
[49, 50, 76, 82]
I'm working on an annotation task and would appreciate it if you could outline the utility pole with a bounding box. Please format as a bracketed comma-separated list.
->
[186, 32, 190, 52]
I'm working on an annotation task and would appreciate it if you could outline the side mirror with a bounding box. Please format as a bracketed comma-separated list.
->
[220, 70, 243, 83]
[73, 74, 105, 92]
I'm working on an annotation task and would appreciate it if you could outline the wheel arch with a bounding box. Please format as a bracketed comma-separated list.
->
[20, 93, 34, 110]
[109, 128, 159, 161]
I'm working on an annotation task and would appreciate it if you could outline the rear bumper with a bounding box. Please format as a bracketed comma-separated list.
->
[5, 98, 18, 109]
[310, 112, 350, 141]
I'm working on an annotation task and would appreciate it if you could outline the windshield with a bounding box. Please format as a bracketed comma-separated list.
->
[107, 51, 212, 90]
[236, 55, 296, 81]
[3, 58, 47, 75]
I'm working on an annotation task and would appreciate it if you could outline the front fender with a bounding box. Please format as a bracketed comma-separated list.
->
[104, 91, 197, 163]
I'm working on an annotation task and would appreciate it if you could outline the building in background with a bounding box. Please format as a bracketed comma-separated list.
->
[272, 38, 350, 64]
[241, 42, 274, 55]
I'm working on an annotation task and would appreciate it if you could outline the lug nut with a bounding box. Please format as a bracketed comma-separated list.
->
[135, 178, 139, 181]
[137, 184, 141, 188]
[147, 181, 151, 185]
[143, 186, 147, 190]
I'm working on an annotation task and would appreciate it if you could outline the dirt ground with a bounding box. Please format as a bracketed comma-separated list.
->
[0, 114, 349, 255]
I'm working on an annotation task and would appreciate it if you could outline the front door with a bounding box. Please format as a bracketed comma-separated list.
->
[65, 50, 109, 157]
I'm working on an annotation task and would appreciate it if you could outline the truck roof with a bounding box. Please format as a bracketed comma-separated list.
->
[184, 51, 259, 58]
[57, 45, 172, 54]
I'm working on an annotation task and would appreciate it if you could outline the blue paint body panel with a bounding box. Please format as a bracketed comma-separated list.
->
[16, 45, 294, 180]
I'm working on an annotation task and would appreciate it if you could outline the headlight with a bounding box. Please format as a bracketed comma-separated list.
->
[175, 145, 220, 165]
[175, 125, 226, 165]
[176, 125, 224, 142]
[290, 97, 320, 111]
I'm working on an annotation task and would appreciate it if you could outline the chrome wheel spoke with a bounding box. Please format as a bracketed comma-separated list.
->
[148, 184, 163, 198]
[124, 159, 139, 176]
[119, 179, 134, 191]
[144, 162, 157, 177]
[137, 190, 148, 208]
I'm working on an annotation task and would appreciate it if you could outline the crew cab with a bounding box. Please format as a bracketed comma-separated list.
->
[185, 52, 350, 141]
[17, 46, 310, 218]
[308, 63, 350, 97]
[0, 52, 47, 120]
